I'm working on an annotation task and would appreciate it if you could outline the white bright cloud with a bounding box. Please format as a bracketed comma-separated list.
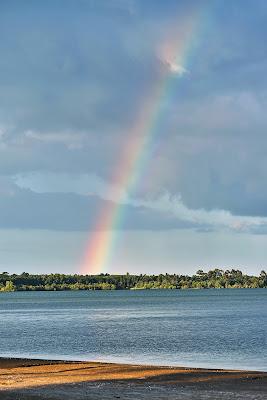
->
[167, 62, 187, 76]
[138, 193, 267, 234]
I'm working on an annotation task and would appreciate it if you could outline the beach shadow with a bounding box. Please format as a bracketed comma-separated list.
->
[0, 368, 266, 400]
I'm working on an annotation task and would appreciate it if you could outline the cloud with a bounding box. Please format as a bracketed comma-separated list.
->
[11, 170, 267, 234]
[138, 193, 267, 234]
[0, 176, 17, 197]
[167, 62, 187, 76]
[14, 172, 127, 203]
[0, 178, 194, 231]
[24, 130, 86, 149]
[133, 88, 267, 218]
[157, 50, 187, 76]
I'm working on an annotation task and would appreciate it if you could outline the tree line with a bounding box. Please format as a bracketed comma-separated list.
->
[0, 269, 266, 291]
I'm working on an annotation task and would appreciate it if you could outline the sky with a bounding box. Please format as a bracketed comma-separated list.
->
[1, 0, 267, 275]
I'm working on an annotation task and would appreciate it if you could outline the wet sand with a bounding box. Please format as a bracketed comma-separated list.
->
[0, 358, 266, 399]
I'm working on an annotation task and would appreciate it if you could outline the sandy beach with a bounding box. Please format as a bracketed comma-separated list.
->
[0, 358, 266, 399]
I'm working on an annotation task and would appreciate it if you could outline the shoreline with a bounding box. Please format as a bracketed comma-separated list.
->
[1, 287, 266, 292]
[0, 357, 266, 399]
[1, 355, 266, 373]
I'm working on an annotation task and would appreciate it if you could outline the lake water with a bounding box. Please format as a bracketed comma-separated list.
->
[0, 289, 266, 371]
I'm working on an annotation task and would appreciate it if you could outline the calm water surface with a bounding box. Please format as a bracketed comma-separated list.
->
[0, 289, 266, 371]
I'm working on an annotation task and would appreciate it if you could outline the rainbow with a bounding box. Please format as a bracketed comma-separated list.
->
[81, 8, 205, 275]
